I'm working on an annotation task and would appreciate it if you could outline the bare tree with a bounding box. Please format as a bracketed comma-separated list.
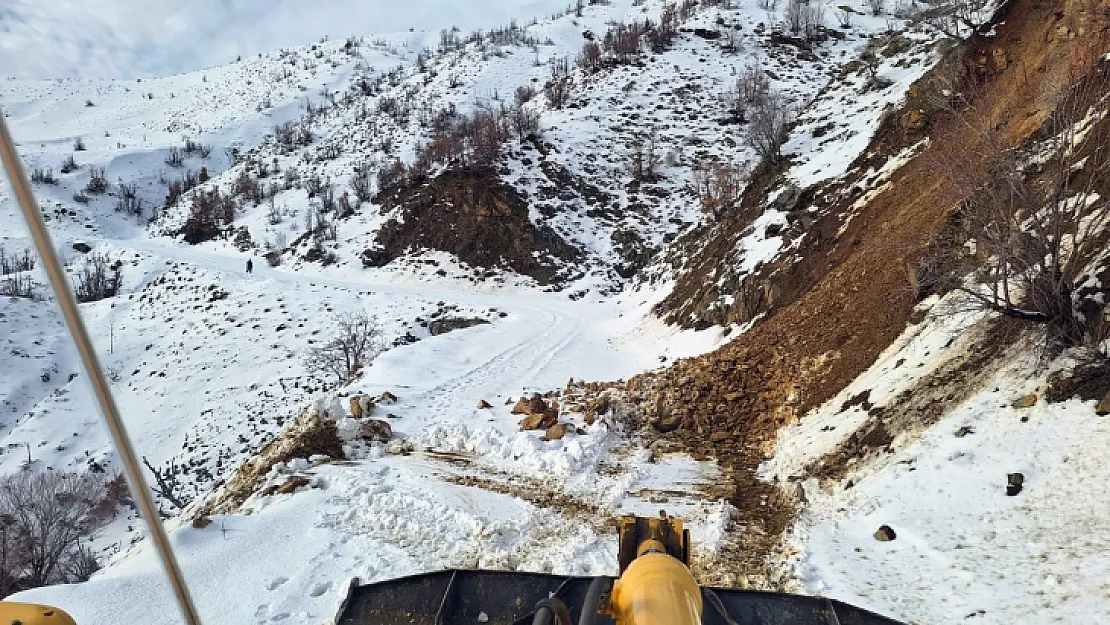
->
[142, 456, 187, 511]
[349, 162, 375, 203]
[745, 90, 796, 167]
[304, 312, 386, 384]
[0, 471, 106, 594]
[920, 70, 1110, 346]
[920, 0, 995, 41]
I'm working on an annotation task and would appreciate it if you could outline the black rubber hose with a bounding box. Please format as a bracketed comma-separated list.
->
[533, 597, 573, 625]
[578, 577, 612, 625]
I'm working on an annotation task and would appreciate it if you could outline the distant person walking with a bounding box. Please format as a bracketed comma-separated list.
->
[246, 258, 254, 274]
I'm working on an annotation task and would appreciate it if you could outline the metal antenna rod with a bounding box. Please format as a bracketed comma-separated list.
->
[0, 109, 203, 625]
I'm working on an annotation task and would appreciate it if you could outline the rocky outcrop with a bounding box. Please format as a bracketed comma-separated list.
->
[366, 169, 581, 285]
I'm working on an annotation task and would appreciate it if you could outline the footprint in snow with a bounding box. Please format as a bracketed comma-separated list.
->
[267, 576, 289, 590]
[310, 581, 332, 597]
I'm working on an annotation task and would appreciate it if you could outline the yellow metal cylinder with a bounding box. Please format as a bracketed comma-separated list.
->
[608, 553, 702, 625]
[0, 602, 78, 625]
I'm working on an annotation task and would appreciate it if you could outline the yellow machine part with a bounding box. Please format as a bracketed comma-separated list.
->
[607, 552, 703, 625]
[0, 602, 77, 625]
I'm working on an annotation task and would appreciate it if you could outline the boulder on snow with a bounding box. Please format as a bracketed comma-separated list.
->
[1006, 472, 1024, 496]
[349, 396, 364, 418]
[191, 516, 213, 529]
[542, 424, 568, 441]
[378, 392, 399, 405]
[276, 475, 311, 494]
[476, 399, 493, 409]
[1012, 394, 1038, 409]
[360, 419, 393, 442]
[520, 412, 558, 431]
[1097, 390, 1110, 416]
[72, 242, 92, 254]
[873, 525, 896, 541]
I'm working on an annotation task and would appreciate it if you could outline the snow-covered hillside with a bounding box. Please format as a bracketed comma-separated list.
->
[3, 0, 1108, 623]
[0, 0, 570, 79]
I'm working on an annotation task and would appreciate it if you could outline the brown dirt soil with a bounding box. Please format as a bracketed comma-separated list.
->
[366, 168, 581, 285]
[616, 0, 1110, 584]
[203, 409, 344, 514]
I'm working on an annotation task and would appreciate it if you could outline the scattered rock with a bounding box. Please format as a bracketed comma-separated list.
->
[1097, 390, 1110, 416]
[504, 397, 514, 405]
[710, 431, 731, 443]
[955, 426, 974, 438]
[276, 475, 311, 495]
[512, 397, 533, 415]
[428, 316, 490, 336]
[519, 414, 547, 430]
[360, 419, 393, 442]
[386, 413, 399, 419]
[72, 242, 92, 254]
[1006, 472, 1024, 496]
[476, 399, 492, 409]
[191, 516, 212, 529]
[542, 424, 568, 441]
[873, 525, 896, 541]
[378, 392, 398, 404]
[1012, 394, 1037, 409]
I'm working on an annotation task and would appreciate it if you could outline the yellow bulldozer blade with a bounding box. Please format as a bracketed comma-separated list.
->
[0, 602, 77, 625]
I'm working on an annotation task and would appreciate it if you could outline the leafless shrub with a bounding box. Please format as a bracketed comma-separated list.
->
[30, 168, 57, 185]
[646, 4, 680, 54]
[726, 63, 770, 121]
[59, 155, 79, 174]
[693, 160, 750, 217]
[627, 130, 660, 182]
[182, 189, 236, 244]
[758, 0, 778, 10]
[114, 182, 143, 215]
[350, 162, 375, 202]
[85, 168, 109, 195]
[745, 90, 796, 167]
[73, 191, 91, 205]
[868, 0, 885, 16]
[73, 137, 87, 151]
[165, 146, 185, 168]
[784, 0, 826, 41]
[74, 253, 121, 303]
[0, 248, 35, 276]
[515, 84, 538, 105]
[577, 41, 604, 72]
[545, 76, 574, 109]
[0, 273, 36, 299]
[377, 159, 408, 191]
[0, 471, 110, 595]
[305, 173, 325, 198]
[304, 312, 386, 385]
[233, 169, 264, 206]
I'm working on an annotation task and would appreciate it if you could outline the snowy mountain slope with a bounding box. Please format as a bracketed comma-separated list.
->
[0, 0, 571, 79]
[759, 289, 1110, 624]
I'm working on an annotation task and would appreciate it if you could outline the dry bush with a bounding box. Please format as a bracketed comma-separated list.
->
[545, 76, 574, 109]
[350, 162, 375, 202]
[182, 188, 236, 244]
[30, 168, 56, 185]
[164, 146, 185, 168]
[784, 0, 826, 41]
[85, 167, 109, 195]
[114, 182, 143, 216]
[694, 160, 750, 218]
[74, 253, 122, 303]
[0, 247, 35, 276]
[304, 312, 386, 385]
[627, 131, 660, 182]
[577, 41, 603, 72]
[60, 155, 79, 174]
